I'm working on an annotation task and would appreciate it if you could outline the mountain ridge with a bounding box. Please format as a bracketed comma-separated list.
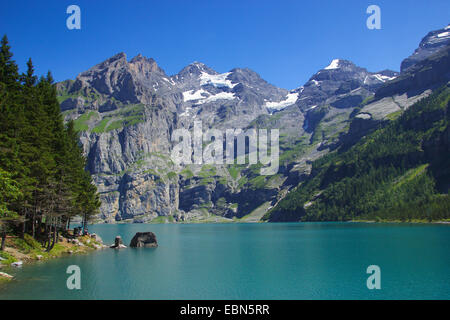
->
[56, 24, 450, 223]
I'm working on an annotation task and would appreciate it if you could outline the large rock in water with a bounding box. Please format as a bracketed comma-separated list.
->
[129, 232, 158, 248]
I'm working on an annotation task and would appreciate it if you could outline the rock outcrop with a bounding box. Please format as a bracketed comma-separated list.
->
[401, 24, 450, 73]
[129, 232, 158, 248]
[0, 272, 13, 279]
[110, 236, 126, 249]
[377, 25, 450, 100]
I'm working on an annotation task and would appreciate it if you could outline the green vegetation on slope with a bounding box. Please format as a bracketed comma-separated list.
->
[265, 86, 450, 222]
[73, 111, 98, 131]
[88, 104, 145, 133]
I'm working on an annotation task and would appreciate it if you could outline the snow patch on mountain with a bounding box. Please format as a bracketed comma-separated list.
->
[202, 92, 235, 103]
[199, 72, 237, 88]
[179, 106, 193, 117]
[324, 59, 341, 70]
[372, 74, 397, 82]
[183, 89, 208, 102]
[363, 73, 397, 85]
[162, 77, 176, 85]
[183, 89, 235, 104]
[265, 92, 299, 112]
[355, 113, 372, 120]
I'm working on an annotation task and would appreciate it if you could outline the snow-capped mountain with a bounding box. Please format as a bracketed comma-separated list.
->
[401, 24, 450, 72]
[56, 54, 399, 222]
[294, 59, 398, 111]
[56, 24, 448, 223]
[171, 62, 290, 128]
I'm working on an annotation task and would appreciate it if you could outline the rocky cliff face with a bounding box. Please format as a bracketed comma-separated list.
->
[57, 53, 300, 222]
[401, 24, 450, 72]
[57, 25, 448, 223]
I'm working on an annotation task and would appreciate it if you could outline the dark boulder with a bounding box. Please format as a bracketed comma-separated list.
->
[129, 232, 158, 248]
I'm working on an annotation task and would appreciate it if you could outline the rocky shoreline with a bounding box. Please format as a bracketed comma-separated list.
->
[350, 219, 450, 224]
[0, 233, 107, 284]
[0, 231, 159, 284]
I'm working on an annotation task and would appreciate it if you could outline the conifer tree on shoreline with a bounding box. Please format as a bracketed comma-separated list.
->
[0, 35, 100, 251]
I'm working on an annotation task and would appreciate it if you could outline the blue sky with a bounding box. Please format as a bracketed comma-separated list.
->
[1, 0, 449, 89]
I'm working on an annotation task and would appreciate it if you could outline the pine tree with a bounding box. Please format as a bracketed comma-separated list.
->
[0, 35, 101, 250]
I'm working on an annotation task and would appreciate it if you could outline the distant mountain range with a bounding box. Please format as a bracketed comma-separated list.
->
[57, 24, 450, 223]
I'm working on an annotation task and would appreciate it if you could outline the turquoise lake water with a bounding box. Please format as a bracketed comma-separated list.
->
[0, 222, 449, 299]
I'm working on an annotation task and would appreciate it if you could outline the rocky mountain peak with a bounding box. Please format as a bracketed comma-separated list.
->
[82, 52, 127, 75]
[189, 61, 215, 72]
[60, 52, 178, 108]
[228, 67, 261, 82]
[294, 58, 395, 112]
[130, 53, 147, 62]
[177, 62, 217, 77]
[227, 67, 288, 103]
[322, 58, 354, 71]
[78, 52, 167, 82]
[106, 52, 128, 63]
[171, 62, 220, 90]
[401, 24, 450, 72]
[128, 54, 167, 79]
[376, 69, 399, 78]
[129, 54, 161, 70]
[418, 24, 450, 50]
[311, 59, 367, 81]
[70, 52, 132, 98]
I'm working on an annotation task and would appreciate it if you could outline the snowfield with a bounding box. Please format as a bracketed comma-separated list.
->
[183, 89, 208, 102]
[182, 89, 235, 104]
[264, 92, 299, 112]
[324, 59, 341, 70]
[199, 72, 237, 88]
